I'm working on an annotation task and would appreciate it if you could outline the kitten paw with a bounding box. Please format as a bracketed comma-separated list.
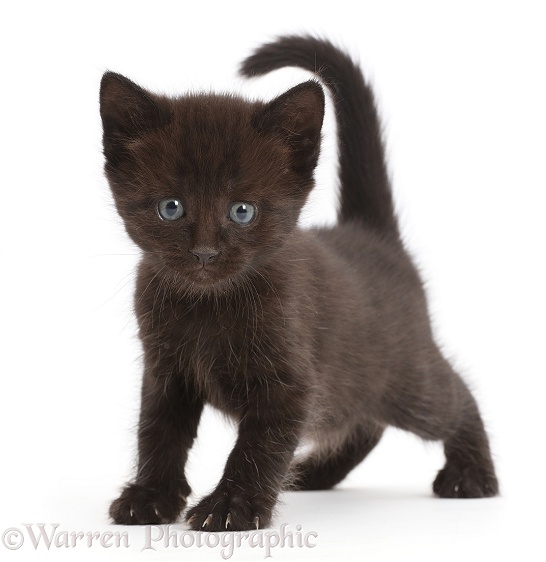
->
[109, 483, 189, 525]
[433, 463, 499, 498]
[185, 488, 272, 532]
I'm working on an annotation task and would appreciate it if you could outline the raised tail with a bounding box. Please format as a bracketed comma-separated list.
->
[240, 35, 400, 239]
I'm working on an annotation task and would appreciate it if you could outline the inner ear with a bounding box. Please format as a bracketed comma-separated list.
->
[100, 72, 172, 162]
[253, 81, 325, 173]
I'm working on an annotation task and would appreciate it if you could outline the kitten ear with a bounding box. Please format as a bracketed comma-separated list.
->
[100, 72, 171, 162]
[253, 81, 325, 173]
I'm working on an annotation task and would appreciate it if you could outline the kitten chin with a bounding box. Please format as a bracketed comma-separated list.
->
[101, 35, 498, 532]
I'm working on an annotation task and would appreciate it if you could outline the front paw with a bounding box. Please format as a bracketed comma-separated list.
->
[186, 487, 274, 532]
[109, 483, 189, 525]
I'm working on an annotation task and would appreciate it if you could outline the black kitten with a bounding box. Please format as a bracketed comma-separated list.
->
[99, 35, 498, 532]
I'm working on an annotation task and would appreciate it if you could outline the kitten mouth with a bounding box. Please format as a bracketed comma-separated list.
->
[165, 257, 235, 289]
[193, 264, 211, 274]
[190, 264, 221, 283]
[197, 263, 213, 273]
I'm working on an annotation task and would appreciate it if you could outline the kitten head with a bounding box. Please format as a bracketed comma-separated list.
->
[100, 72, 324, 291]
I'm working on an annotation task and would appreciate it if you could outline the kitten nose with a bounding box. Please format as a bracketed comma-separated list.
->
[190, 248, 219, 264]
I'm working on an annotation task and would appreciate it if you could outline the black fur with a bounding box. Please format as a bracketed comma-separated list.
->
[101, 35, 498, 532]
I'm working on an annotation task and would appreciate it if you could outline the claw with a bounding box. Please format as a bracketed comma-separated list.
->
[129, 508, 135, 518]
[225, 513, 232, 530]
[154, 506, 160, 517]
[254, 516, 260, 530]
[187, 514, 197, 527]
[202, 514, 213, 529]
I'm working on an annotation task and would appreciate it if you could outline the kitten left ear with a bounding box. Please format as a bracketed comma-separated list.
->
[100, 71, 172, 164]
[253, 81, 325, 173]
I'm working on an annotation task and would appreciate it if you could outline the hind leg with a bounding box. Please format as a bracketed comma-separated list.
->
[384, 357, 498, 498]
[287, 422, 384, 491]
[432, 404, 498, 498]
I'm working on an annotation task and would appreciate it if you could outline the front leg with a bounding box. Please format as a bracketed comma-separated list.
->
[186, 379, 306, 531]
[110, 367, 203, 525]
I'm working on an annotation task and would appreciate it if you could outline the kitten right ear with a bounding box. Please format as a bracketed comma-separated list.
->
[252, 81, 325, 175]
[99, 72, 171, 162]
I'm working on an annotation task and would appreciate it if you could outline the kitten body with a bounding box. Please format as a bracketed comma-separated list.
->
[100, 36, 498, 532]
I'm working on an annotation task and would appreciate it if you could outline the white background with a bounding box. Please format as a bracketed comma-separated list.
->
[1, 1, 545, 560]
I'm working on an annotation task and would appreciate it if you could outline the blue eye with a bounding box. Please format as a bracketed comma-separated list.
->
[229, 202, 255, 225]
[158, 198, 184, 221]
